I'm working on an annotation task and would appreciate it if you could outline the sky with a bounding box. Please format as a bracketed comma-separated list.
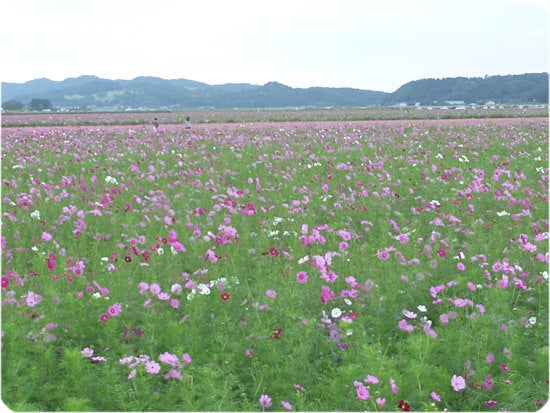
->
[1, 0, 548, 92]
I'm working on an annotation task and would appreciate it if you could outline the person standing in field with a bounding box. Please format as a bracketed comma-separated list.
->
[185, 116, 191, 130]
[152, 117, 159, 131]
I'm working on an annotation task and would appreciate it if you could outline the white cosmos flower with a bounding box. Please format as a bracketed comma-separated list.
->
[331, 308, 342, 318]
[197, 284, 211, 295]
[105, 176, 119, 185]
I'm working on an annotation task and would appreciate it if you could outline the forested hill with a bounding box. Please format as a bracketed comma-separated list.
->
[2, 72, 547, 110]
[383, 73, 548, 106]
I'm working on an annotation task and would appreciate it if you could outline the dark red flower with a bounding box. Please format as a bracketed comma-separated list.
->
[269, 328, 283, 340]
[221, 293, 230, 301]
[398, 400, 410, 411]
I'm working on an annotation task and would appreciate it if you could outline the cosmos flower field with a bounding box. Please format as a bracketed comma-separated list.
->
[1, 113, 548, 411]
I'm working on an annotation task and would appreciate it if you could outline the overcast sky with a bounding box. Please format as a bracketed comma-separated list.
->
[1, 0, 548, 92]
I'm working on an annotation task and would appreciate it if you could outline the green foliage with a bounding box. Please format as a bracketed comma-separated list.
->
[28, 97, 52, 111]
[1, 99, 24, 111]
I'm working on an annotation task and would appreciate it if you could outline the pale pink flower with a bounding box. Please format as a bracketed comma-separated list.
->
[364, 374, 379, 384]
[145, 360, 161, 374]
[451, 374, 466, 391]
[149, 283, 161, 295]
[81, 347, 94, 358]
[25, 291, 43, 307]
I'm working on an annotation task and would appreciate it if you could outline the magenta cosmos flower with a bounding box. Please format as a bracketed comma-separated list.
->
[296, 271, 308, 283]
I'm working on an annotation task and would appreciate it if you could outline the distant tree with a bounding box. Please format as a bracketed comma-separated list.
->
[29, 98, 52, 111]
[1, 100, 24, 111]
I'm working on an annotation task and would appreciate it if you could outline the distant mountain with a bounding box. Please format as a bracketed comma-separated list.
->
[1, 73, 547, 110]
[1, 76, 386, 110]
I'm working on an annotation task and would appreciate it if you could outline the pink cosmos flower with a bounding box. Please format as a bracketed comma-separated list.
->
[377, 250, 390, 261]
[149, 283, 161, 295]
[430, 391, 441, 402]
[182, 353, 192, 364]
[25, 291, 43, 307]
[266, 289, 277, 299]
[145, 360, 161, 374]
[81, 347, 94, 358]
[451, 375, 466, 391]
[355, 383, 369, 400]
[281, 401, 292, 410]
[296, 271, 308, 283]
[364, 374, 379, 384]
[259, 394, 272, 408]
[157, 292, 170, 301]
[163, 369, 182, 380]
[159, 352, 181, 368]
[138, 282, 149, 293]
[396, 234, 409, 244]
[376, 398, 386, 407]
[108, 303, 122, 317]
[41, 232, 52, 242]
[402, 309, 417, 318]
[398, 319, 414, 332]
[390, 377, 399, 393]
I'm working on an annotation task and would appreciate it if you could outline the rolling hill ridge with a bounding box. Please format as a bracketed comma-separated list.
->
[2, 73, 547, 110]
